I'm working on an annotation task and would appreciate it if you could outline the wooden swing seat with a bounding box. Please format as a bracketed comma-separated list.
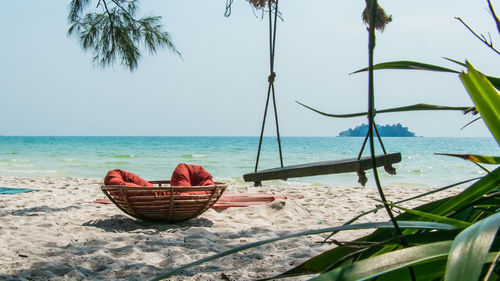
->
[243, 153, 401, 186]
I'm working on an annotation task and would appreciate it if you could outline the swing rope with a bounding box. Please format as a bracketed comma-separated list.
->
[233, 0, 400, 187]
[357, 123, 388, 160]
[255, 0, 283, 173]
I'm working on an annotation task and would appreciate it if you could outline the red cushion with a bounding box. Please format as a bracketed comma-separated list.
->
[171, 163, 215, 186]
[104, 169, 158, 200]
[104, 169, 153, 187]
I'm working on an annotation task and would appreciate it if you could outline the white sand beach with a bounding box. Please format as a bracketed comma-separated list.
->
[0, 177, 463, 280]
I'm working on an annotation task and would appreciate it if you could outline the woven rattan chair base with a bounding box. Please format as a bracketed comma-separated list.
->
[101, 180, 227, 222]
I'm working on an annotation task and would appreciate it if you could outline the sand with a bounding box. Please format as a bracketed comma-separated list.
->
[0, 177, 463, 280]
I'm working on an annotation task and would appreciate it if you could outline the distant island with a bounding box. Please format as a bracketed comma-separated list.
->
[339, 123, 415, 137]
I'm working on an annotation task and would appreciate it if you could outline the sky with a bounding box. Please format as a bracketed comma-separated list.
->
[0, 0, 498, 137]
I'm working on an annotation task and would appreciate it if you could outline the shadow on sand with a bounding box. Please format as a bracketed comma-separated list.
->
[83, 215, 215, 233]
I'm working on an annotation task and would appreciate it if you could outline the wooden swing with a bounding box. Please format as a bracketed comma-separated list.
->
[241, 0, 401, 186]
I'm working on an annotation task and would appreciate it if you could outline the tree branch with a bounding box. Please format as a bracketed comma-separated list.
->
[100, 0, 114, 26]
[487, 0, 500, 36]
[68, 0, 180, 71]
[455, 17, 500, 55]
[110, 0, 139, 25]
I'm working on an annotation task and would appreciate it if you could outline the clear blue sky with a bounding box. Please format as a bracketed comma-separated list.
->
[0, 1, 498, 137]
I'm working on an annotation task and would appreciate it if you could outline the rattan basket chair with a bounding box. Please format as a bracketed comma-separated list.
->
[101, 180, 227, 222]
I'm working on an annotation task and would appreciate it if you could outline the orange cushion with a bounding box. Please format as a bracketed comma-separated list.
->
[171, 163, 214, 196]
[104, 169, 153, 187]
[171, 163, 215, 186]
[104, 169, 158, 200]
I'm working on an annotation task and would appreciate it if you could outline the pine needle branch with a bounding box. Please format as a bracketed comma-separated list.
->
[67, 0, 180, 71]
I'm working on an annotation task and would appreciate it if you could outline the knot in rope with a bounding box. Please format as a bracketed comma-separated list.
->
[268, 72, 276, 83]
[224, 0, 233, 17]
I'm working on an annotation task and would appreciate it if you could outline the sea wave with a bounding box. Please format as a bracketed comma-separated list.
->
[104, 161, 131, 165]
[12, 164, 35, 168]
[0, 168, 60, 175]
[410, 169, 426, 175]
[181, 154, 207, 159]
[114, 154, 136, 158]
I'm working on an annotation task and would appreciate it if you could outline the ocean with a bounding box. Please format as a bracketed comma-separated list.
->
[0, 136, 497, 187]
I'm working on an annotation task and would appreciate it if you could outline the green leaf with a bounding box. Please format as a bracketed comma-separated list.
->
[376, 258, 447, 281]
[373, 170, 499, 258]
[150, 221, 457, 281]
[389, 203, 472, 229]
[432, 167, 500, 217]
[435, 153, 500, 164]
[296, 102, 470, 118]
[444, 57, 468, 68]
[487, 76, 500, 91]
[278, 173, 498, 279]
[460, 62, 500, 145]
[273, 231, 459, 280]
[273, 183, 475, 279]
[310, 241, 453, 281]
[444, 212, 500, 281]
[444, 58, 500, 90]
[351, 60, 460, 75]
[376, 252, 500, 281]
[352, 59, 500, 90]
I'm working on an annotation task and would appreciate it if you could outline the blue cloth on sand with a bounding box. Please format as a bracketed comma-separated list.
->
[0, 187, 37, 194]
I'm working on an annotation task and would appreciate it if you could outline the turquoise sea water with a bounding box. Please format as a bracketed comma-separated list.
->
[0, 136, 497, 187]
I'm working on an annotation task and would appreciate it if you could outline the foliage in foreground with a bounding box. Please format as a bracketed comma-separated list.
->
[278, 2, 500, 278]
[152, 1, 500, 280]
[151, 164, 499, 280]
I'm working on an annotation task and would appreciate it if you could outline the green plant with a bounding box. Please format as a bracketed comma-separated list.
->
[460, 62, 500, 144]
[279, 2, 500, 278]
[345, 1, 500, 141]
[280, 1, 500, 279]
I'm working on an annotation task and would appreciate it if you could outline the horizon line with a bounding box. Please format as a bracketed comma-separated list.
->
[0, 135, 491, 138]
